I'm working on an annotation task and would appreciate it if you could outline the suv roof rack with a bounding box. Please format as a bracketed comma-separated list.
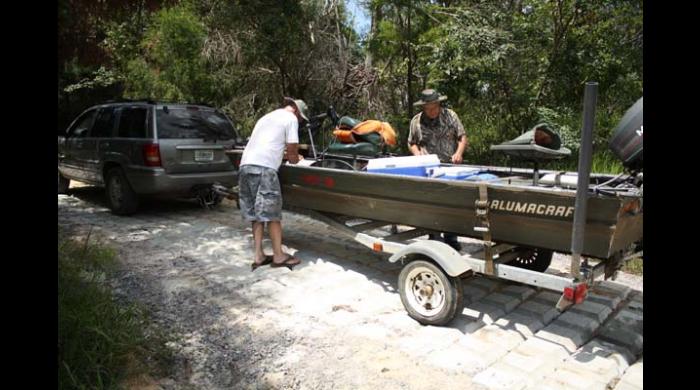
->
[102, 98, 157, 105]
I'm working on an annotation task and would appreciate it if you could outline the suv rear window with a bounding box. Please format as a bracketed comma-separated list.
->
[156, 107, 236, 140]
[118, 107, 149, 138]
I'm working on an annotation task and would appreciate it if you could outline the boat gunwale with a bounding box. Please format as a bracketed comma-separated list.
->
[280, 162, 641, 200]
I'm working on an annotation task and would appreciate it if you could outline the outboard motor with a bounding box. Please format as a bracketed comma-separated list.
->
[609, 97, 643, 171]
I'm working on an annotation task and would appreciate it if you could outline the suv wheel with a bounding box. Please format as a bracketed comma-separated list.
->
[58, 170, 70, 194]
[106, 167, 139, 215]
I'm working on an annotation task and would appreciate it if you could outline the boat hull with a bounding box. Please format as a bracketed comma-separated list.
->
[227, 151, 642, 260]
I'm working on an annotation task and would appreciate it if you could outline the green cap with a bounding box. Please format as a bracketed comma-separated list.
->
[283, 97, 309, 122]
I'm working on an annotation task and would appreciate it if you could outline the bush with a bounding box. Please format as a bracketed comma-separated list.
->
[58, 232, 172, 389]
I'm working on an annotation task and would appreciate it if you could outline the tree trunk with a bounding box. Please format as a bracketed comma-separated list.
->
[406, 2, 413, 120]
[365, 2, 382, 68]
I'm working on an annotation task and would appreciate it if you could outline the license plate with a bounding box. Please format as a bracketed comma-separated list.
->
[194, 150, 214, 162]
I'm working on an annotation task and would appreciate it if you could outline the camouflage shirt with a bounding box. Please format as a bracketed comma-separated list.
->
[408, 108, 466, 162]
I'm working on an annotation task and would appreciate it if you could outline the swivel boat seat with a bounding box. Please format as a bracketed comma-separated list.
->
[490, 123, 571, 185]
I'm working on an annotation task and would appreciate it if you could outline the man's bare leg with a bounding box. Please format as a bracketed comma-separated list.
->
[268, 221, 286, 263]
[269, 221, 301, 265]
[252, 221, 266, 264]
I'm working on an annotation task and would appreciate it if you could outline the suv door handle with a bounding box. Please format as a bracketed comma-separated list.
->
[101, 141, 110, 148]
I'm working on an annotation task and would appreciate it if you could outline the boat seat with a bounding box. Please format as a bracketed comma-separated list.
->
[326, 142, 379, 156]
[338, 116, 361, 129]
[490, 123, 571, 162]
[355, 132, 382, 145]
[333, 116, 398, 147]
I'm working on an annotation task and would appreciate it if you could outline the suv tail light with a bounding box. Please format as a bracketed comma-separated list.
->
[143, 143, 162, 167]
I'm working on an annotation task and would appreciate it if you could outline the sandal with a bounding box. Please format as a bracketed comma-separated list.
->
[251, 255, 273, 271]
[270, 254, 301, 270]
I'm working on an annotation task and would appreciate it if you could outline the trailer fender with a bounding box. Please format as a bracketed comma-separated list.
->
[388, 240, 472, 277]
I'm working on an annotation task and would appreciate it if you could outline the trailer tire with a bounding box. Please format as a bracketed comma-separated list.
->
[508, 247, 553, 272]
[106, 167, 139, 215]
[398, 259, 463, 326]
[58, 170, 70, 194]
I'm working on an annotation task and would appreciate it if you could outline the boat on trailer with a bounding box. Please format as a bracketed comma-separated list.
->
[218, 84, 642, 325]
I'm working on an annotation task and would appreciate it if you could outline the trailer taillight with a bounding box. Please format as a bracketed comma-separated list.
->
[564, 283, 588, 304]
[622, 199, 641, 215]
[563, 287, 574, 301]
[574, 283, 588, 304]
[143, 143, 162, 167]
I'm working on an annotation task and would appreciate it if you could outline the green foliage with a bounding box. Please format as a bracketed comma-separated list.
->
[58, 0, 642, 173]
[121, 5, 214, 102]
[58, 233, 173, 389]
[622, 257, 643, 275]
[364, 0, 642, 172]
[63, 66, 121, 94]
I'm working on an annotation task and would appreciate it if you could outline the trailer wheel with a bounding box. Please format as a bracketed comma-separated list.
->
[509, 247, 553, 272]
[398, 259, 463, 326]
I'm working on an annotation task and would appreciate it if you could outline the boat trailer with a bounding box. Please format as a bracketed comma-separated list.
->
[209, 83, 642, 325]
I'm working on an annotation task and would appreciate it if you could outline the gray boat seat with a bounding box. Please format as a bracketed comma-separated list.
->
[490, 123, 571, 162]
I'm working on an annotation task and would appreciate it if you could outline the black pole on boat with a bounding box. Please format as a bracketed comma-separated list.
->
[570, 82, 598, 279]
[306, 123, 318, 159]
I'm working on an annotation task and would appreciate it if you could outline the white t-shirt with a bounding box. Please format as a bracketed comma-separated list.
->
[240, 108, 299, 170]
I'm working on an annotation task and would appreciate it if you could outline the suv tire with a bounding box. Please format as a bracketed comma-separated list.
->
[106, 167, 139, 215]
[58, 170, 70, 194]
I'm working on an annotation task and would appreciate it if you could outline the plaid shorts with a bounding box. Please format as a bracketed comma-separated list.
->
[238, 165, 283, 222]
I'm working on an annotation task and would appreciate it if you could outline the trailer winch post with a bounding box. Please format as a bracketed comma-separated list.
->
[570, 82, 598, 279]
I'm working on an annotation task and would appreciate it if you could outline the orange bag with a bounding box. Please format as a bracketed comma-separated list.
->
[351, 120, 397, 146]
[332, 129, 357, 143]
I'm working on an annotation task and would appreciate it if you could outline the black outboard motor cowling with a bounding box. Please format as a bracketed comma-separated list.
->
[609, 97, 643, 171]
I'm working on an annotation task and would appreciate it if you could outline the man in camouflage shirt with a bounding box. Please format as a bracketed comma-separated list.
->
[408, 89, 468, 163]
[408, 89, 468, 250]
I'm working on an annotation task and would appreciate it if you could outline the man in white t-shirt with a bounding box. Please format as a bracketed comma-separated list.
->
[239, 97, 309, 270]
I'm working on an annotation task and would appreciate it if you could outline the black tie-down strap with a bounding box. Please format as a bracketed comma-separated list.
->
[474, 183, 494, 275]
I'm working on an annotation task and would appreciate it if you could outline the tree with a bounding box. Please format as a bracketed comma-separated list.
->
[57, 0, 642, 172]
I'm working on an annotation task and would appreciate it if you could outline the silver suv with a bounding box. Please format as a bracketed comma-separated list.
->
[58, 101, 240, 215]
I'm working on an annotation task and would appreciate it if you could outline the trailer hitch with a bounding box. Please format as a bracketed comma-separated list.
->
[193, 183, 237, 210]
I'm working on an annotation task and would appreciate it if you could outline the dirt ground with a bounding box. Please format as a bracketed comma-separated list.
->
[59, 185, 642, 390]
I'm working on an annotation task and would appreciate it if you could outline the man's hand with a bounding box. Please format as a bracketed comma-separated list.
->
[452, 135, 468, 164]
[410, 144, 428, 156]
